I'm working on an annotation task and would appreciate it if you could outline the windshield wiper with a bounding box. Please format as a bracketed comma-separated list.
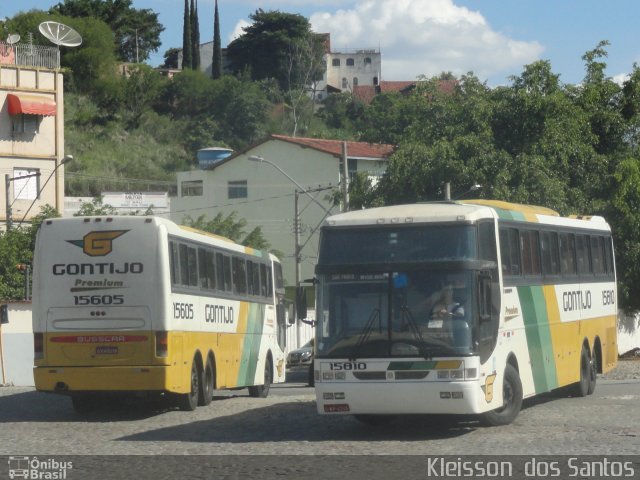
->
[349, 307, 380, 361]
[400, 307, 433, 360]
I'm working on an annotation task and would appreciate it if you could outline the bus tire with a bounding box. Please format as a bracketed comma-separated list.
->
[481, 364, 523, 426]
[248, 357, 272, 398]
[587, 347, 597, 395]
[178, 359, 200, 411]
[199, 358, 214, 406]
[572, 345, 590, 397]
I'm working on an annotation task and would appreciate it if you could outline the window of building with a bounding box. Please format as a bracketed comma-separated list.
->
[13, 168, 40, 200]
[12, 114, 40, 134]
[228, 180, 247, 199]
[373, 76, 379, 86]
[364, 57, 372, 65]
[181, 180, 203, 197]
[346, 58, 355, 66]
[332, 58, 340, 67]
[353, 77, 358, 86]
[342, 77, 348, 89]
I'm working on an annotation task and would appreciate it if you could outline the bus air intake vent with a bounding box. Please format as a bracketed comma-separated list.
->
[394, 370, 430, 380]
[353, 371, 386, 380]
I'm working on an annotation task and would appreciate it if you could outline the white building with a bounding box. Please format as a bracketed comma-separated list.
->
[0, 42, 66, 228]
[170, 134, 395, 288]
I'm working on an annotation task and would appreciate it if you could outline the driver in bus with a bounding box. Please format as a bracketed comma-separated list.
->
[431, 285, 465, 319]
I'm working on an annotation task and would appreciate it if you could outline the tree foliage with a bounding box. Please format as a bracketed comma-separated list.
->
[50, 0, 164, 63]
[226, 10, 324, 91]
[182, 213, 271, 250]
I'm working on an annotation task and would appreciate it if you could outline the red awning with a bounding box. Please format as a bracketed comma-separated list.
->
[6, 93, 57, 116]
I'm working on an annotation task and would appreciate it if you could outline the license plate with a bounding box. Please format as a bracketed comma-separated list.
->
[96, 346, 118, 355]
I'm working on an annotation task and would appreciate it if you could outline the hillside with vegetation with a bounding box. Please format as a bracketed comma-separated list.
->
[3, 5, 640, 316]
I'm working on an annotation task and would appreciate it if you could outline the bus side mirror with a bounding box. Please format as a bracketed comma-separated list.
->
[295, 286, 307, 321]
[0, 304, 8, 324]
[478, 274, 491, 323]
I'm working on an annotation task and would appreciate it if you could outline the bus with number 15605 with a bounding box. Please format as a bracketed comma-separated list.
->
[33, 216, 288, 412]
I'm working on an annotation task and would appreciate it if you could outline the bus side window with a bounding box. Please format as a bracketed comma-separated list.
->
[575, 234, 591, 276]
[260, 263, 268, 297]
[266, 265, 273, 297]
[520, 230, 541, 276]
[541, 231, 560, 276]
[232, 256, 247, 295]
[590, 236, 605, 275]
[499, 227, 521, 277]
[604, 236, 614, 276]
[198, 248, 216, 291]
[559, 233, 576, 276]
[223, 255, 232, 292]
[179, 244, 189, 287]
[169, 241, 180, 285]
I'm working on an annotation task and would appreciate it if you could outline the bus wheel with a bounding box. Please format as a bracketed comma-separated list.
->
[248, 357, 272, 398]
[587, 348, 597, 395]
[199, 358, 214, 406]
[178, 359, 200, 411]
[481, 364, 523, 426]
[572, 346, 591, 397]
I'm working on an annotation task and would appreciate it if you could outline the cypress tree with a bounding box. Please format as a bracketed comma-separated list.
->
[212, 0, 222, 79]
[182, 0, 192, 69]
[191, 0, 200, 70]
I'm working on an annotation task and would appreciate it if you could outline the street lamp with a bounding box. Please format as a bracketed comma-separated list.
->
[444, 182, 482, 201]
[248, 155, 327, 347]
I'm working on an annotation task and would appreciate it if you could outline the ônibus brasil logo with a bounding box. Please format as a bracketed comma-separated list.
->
[67, 230, 129, 257]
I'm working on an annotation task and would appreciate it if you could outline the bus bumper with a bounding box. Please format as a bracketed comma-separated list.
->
[33, 365, 175, 394]
[315, 380, 486, 415]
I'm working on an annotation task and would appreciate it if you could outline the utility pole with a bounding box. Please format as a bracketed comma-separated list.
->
[5, 174, 12, 231]
[294, 189, 302, 347]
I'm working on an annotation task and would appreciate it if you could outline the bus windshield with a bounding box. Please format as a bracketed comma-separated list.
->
[315, 271, 476, 359]
[318, 224, 477, 266]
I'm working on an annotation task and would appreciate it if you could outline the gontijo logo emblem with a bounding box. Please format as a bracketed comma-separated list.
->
[67, 230, 129, 256]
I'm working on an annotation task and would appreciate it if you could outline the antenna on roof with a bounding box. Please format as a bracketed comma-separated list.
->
[6, 33, 20, 45]
[38, 21, 82, 47]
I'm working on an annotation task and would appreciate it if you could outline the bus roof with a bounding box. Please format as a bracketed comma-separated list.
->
[323, 201, 610, 231]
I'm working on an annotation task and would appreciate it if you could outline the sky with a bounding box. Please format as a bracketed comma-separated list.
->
[3, 0, 640, 86]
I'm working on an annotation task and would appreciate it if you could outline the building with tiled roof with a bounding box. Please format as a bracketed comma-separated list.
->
[171, 134, 395, 290]
[353, 79, 458, 104]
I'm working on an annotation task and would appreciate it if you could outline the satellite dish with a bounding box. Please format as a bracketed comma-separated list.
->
[6, 34, 20, 45]
[38, 21, 82, 47]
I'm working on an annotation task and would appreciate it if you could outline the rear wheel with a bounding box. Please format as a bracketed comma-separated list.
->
[199, 358, 215, 406]
[481, 364, 523, 426]
[177, 359, 200, 411]
[249, 357, 272, 398]
[572, 345, 590, 397]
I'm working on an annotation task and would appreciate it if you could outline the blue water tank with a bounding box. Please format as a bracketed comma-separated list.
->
[197, 147, 233, 169]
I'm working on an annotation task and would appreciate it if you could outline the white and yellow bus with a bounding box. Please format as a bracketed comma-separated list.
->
[309, 200, 617, 425]
[33, 216, 288, 411]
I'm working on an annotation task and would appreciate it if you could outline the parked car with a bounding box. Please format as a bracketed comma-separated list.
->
[287, 339, 314, 368]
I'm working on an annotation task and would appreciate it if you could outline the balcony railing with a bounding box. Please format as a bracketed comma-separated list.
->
[0, 42, 60, 70]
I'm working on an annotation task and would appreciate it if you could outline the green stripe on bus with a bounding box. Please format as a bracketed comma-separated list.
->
[518, 286, 558, 393]
[238, 303, 265, 385]
[388, 361, 437, 370]
[494, 208, 526, 221]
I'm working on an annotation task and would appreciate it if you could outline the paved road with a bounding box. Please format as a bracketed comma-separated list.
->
[0, 373, 638, 456]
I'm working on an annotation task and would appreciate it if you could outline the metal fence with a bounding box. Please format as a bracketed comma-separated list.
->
[0, 42, 60, 70]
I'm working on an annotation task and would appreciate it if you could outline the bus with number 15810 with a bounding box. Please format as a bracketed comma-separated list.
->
[306, 200, 617, 425]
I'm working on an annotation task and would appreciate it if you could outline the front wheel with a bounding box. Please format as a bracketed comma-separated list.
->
[481, 364, 523, 426]
[248, 357, 272, 398]
[572, 345, 591, 397]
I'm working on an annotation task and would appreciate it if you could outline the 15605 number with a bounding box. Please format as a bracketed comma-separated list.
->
[173, 302, 194, 319]
[74, 294, 124, 305]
